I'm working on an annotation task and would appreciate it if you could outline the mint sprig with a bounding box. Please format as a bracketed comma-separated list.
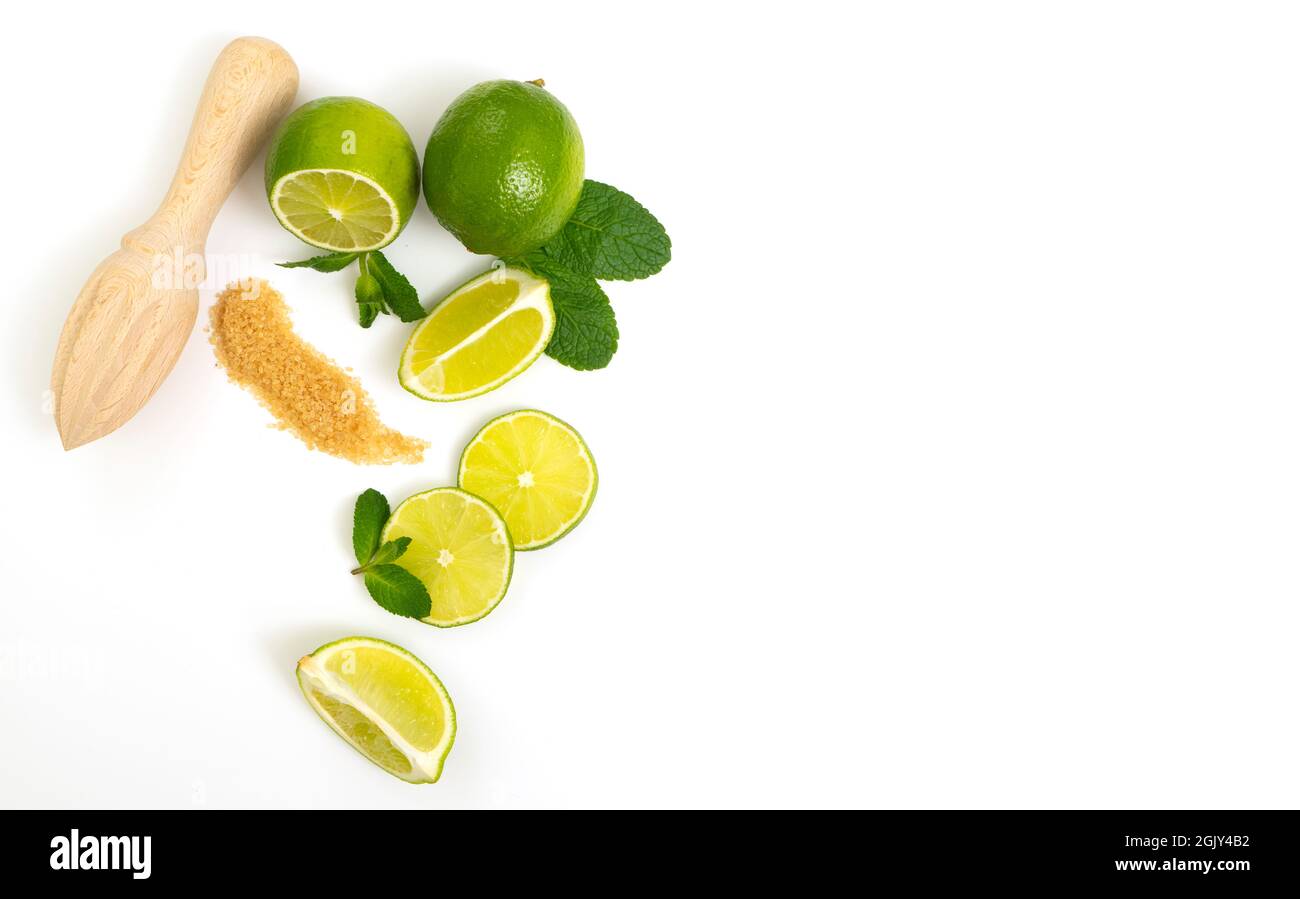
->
[366, 251, 427, 322]
[349, 489, 431, 619]
[505, 179, 668, 370]
[278, 251, 429, 329]
[354, 263, 385, 328]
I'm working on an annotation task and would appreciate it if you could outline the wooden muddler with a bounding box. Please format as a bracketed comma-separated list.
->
[52, 37, 299, 450]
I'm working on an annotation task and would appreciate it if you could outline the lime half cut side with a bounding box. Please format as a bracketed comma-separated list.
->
[399, 267, 554, 402]
[296, 637, 456, 783]
[459, 409, 597, 550]
[270, 169, 401, 252]
[381, 487, 515, 627]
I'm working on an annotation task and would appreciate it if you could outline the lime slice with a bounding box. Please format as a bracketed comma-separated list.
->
[399, 267, 554, 402]
[381, 487, 514, 627]
[459, 410, 597, 550]
[269, 169, 400, 252]
[296, 637, 456, 783]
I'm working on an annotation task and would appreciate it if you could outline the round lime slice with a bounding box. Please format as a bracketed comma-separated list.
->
[381, 487, 514, 627]
[459, 409, 597, 550]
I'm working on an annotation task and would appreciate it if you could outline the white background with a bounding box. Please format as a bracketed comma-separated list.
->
[2, 1, 1298, 809]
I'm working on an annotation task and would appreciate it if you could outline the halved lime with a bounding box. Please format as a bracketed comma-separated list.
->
[381, 487, 514, 627]
[459, 409, 597, 550]
[296, 636, 456, 783]
[270, 169, 400, 251]
[265, 97, 420, 252]
[399, 266, 554, 401]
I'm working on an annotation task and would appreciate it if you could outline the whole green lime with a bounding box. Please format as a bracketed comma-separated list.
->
[265, 97, 420, 252]
[423, 80, 584, 257]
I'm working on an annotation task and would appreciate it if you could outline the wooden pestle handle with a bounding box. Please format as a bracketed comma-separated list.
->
[124, 37, 300, 256]
[52, 37, 298, 450]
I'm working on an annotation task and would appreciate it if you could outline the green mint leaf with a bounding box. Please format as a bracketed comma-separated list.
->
[543, 267, 619, 370]
[278, 251, 359, 273]
[355, 261, 385, 328]
[504, 254, 619, 370]
[352, 489, 390, 566]
[363, 564, 432, 619]
[368, 252, 427, 322]
[538, 180, 670, 281]
[368, 537, 411, 566]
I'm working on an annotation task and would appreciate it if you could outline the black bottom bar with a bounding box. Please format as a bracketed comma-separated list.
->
[1, 810, 1294, 886]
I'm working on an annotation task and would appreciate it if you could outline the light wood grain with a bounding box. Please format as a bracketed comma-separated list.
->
[52, 37, 299, 450]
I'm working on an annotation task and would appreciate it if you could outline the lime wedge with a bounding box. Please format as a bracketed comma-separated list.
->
[381, 487, 514, 627]
[459, 409, 597, 550]
[399, 267, 554, 402]
[296, 637, 456, 783]
[269, 169, 400, 252]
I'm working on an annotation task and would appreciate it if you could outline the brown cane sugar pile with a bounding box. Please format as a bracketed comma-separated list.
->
[209, 279, 426, 465]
